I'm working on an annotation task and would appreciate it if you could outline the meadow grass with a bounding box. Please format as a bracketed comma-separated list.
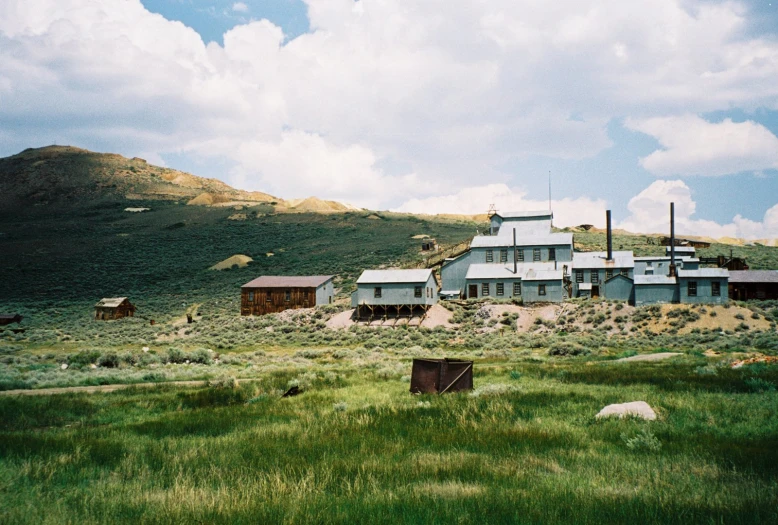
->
[1, 356, 777, 524]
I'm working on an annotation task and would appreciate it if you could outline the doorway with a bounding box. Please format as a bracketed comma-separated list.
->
[592, 285, 600, 298]
[468, 285, 478, 299]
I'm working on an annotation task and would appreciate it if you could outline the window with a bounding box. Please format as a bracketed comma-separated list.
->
[496, 283, 504, 296]
[513, 282, 521, 296]
[516, 249, 524, 262]
[712, 281, 721, 296]
[549, 248, 556, 261]
[591, 271, 599, 284]
[374, 287, 382, 298]
[414, 286, 422, 298]
[688, 281, 697, 297]
[266, 291, 272, 303]
[576, 270, 584, 283]
[285, 290, 291, 302]
[621, 269, 629, 277]
[500, 250, 508, 263]
[482, 283, 490, 296]
[533, 248, 541, 261]
[486, 250, 494, 263]
[539, 284, 546, 296]
[248, 291, 254, 302]
[605, 269, 613, 280]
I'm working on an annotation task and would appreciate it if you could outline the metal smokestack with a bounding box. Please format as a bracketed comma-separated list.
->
[669, 202, 676, 277]
[606, 210, 613, 261]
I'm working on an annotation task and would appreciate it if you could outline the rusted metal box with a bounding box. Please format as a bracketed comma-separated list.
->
[410, 358, 473, 394]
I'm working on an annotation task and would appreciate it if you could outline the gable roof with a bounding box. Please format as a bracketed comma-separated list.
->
[634, 275, 677, 285]
[572, 251, 635, 269]
[470, 232, 572, 248]
[677, 268, 729, 279]
[241, 275, 334, 288]
[728, 270, 778, 284]
[95, 297, 129, 308]
[605, 273, 634, 283]
[357, 269, 433, 284]
[464, 263, 562, 281]
[493, 210, 553, 220]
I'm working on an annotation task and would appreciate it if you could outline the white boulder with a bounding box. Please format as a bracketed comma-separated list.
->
[596, 401, 656, 421]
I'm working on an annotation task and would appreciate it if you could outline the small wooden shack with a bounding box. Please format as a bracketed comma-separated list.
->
[240, 275, 335, 316]
[94, 298, 135, 320]
[0, 314, 23, 326]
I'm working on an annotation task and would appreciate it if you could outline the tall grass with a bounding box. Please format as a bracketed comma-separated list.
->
[1, 358, 777, 524]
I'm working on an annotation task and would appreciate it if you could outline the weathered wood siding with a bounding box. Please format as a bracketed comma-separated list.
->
[241, 286, 319, 316]
[94, 301, 135, 320]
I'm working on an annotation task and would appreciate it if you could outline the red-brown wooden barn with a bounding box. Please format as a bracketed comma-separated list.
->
[241, 275, 335, 316]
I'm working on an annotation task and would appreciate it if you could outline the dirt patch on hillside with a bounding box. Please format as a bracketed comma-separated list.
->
[646, 304, 773, 334]
[515, 304, 567, 332]
[421, 304, 455, 328]
[326, 309, 356, 329]
[209, 254, 253, 270]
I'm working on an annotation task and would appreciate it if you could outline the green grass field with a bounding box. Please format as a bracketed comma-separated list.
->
[1, 352, 777, 524]
[2, 168, 778, 523]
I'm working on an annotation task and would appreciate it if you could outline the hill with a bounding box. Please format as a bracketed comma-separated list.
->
[0, 146, 287, 211]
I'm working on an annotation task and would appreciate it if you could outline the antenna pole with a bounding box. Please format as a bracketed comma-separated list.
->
[548, 171, 551, 211]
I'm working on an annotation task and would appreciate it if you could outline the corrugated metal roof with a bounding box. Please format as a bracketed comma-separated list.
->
[95, 297, 128, 308]
[493, 210, 553, 219]
[635, 255, 698, 261]
[666, 246, 696, 254]
[242, 275, 334, 288]
[524, 269, 564, 281]
[728, 270, 778, 284]
[357, 269, 432, 284]
[634, 275, 677, 285]
[677, 268, 729, 278]
[465, 263, 558, 280]
[572, 251, 634, 269]
[470, 232, 573, 248]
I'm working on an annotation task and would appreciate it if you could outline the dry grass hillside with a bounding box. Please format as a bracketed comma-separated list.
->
[0, 145, 283, 210]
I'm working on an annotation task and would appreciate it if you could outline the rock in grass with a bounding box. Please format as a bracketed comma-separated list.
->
[596, 401, 656, 421]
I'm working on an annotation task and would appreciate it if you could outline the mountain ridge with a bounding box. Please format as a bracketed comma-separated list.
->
[0, 145, 358, 213]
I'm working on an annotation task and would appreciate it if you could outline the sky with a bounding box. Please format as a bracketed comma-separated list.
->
[1, 0, 777, 239]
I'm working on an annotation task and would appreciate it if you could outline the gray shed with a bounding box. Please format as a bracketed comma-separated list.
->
[677, 268, 728, 304]
[352, 269, 437, 320]
[602, 274, 634, 303]
[634, 275, 679, 306]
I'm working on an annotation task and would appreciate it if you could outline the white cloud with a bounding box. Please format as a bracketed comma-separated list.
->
[226, 130, 435, 209]
[232, 3, 249, 14]
[626, 115, 778, 177]
[0, 0, 776, 209]
[619, 180, 778, 240]
[394, 183, 608, 228]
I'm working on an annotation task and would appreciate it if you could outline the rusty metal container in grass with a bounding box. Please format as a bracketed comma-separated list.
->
[410, 358, 473, 394]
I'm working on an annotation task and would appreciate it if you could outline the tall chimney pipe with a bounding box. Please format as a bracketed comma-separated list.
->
[606, 210, 613, 261]
[513, 228, 518, 274]
[669, 202, 676, 277]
